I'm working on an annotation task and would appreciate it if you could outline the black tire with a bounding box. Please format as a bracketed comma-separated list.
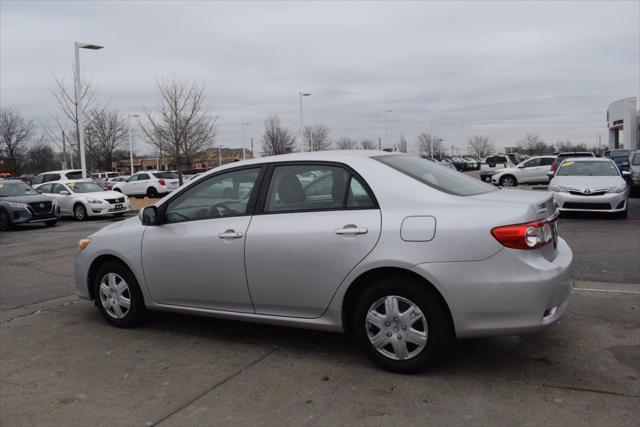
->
[44, 220, 57, 227]
[499, 175, 518, 187]
[73, 203, 87, 221]
[146, 187, 159, 198]
[351, 275, 452, 374]
[0, 211, 11, 231]
[93, 260, 146, 328]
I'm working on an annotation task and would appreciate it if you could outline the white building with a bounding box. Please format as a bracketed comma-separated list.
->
[607, 97, 639, 150]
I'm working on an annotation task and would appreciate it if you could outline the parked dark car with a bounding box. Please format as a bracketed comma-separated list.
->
[0, 180, 60, 231]
[607, 149, 634, 174]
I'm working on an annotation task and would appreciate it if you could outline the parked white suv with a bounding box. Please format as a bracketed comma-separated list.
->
[112, 171, 180, 198]
[491, 155, 556, 187]
[31, 169, 84, 186]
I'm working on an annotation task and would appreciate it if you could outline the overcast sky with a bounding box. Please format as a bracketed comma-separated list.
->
[1, 0, 639, 154]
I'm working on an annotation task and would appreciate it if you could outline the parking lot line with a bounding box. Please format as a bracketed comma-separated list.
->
[573, 287, 640, 294]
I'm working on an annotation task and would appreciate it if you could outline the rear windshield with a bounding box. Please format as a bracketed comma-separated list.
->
[556, 161, 620, 176]
[375, 155, 497, 196]
[65, 171, 83, 179]
[153, 172, 177, 179]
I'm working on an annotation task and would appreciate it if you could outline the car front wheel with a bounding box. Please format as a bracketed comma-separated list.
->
[0, 211, 11, 231]
[352, 276, 452, 374]
[93, 261, 145, 328]
[73, 204, 87, 221]
[499, 175, 517, 187]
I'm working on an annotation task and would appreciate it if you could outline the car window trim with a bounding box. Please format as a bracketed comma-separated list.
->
[157, 164, 267, 225]
[254, 160, 379, 216]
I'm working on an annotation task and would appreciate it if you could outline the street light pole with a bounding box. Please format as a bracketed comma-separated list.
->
[218, 145, 226, 167]
[241, 122, 250, 160]
[128, 114, 140, 174]
[299, 92, 311, 152]
[384, 109, 392, 148]
[74, 42, 103, 179]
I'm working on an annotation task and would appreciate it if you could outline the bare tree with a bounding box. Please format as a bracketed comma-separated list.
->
[398, 135, 408, 153]
[24, 143, 60, 174]
[303, 124, 332, 151]
[85, 108, 127, 171]
[360, 139, 376, 150]
[468, 135, 495, 158]
[49, 68, 98, 159]
[141, 75, 217, 182]
[555, 140, 590, 153]
[521, 133, 550, 155]
[417, 133, 442, 158]
[335, 137, 358, 150]
[261, 113, 297, 156]
[0, 108, 35, 175]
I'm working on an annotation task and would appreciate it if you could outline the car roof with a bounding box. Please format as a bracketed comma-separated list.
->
[36, 169, 82, 175]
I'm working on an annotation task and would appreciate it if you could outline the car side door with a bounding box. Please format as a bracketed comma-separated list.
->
[122, 174, 138, 195]
[135, 173, 151, 195]
[244, 162, 382, 318]
[536, 157, 555, 183]
[141, 166, 264, 311]
[52, 183, 73, 215]
[517, 158, 541, 183]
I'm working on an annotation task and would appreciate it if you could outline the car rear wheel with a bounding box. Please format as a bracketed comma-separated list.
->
[93, 261, 146, 328]
[352, 276, 452, 374]
[73, 203, 87, 221]
[146, 187, 159, 198]
[0, 211, 11, 231]
[499, 175, 517, 187]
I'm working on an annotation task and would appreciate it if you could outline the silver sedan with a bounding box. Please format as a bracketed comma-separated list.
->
[75, 151, 573, 373]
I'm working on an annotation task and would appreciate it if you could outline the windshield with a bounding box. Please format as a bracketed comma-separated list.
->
[0, 181, 39, 197]
[556, 161, 620, 176]
[153, 172, 177, 179]
[375, 155, 497, 196]
[68, 182, 105, 193]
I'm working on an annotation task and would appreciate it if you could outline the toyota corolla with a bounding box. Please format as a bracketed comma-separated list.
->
[75, 151, 573, 373]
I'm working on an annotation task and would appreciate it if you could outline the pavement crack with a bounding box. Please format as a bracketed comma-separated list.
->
[152, 347, 278, 426]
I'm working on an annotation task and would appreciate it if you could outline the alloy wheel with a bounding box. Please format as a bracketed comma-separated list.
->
[98, 273, 132, 319]
[501, 176, 516, 187]
[74, 205, 86, 221]
[365, 295, 428, 361]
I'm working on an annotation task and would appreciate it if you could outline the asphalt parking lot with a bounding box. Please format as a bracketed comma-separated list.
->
[1, 196, 639, 425]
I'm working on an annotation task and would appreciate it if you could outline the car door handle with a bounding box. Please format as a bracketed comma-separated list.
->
[335, 225, 368, 235]
[218, 230, 243, 239]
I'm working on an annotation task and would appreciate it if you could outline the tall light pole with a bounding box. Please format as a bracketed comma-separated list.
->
[241, 122, 250, 160]
[299, 91, 311, 152]
[128, 114, 140, 174]
[384, 109, 392, 148]
[74, 42, 103, 178]
[218, 145, 226, 167]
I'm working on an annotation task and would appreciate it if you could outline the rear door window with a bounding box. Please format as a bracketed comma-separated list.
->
[44, 174, 61, 182]
[540, 157, 555, 166]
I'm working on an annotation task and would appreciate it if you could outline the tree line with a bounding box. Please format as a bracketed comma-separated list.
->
[1, 69, 603, 177]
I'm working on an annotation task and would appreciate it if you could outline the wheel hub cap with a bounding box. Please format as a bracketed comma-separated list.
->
[98, 273, 131, 319]
[365, 295, 428, 361]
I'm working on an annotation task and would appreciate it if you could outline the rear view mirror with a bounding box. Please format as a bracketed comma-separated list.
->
[139, 206, 159, 225]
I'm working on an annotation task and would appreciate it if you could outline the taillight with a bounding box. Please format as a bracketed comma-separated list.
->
[550, 162, 557, 173]
[158, 179, 166, 186]
[491, 219, 553, 250]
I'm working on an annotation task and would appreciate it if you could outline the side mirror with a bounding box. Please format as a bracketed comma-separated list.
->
[546, 171, 555, 178]
[622, 170, 631, 177]
[139, 206, 159, 225]
[518, 164, 525, 168]
[59, 190, 70, 196]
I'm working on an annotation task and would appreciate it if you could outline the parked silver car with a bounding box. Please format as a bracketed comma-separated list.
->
[75, 151, 573, 373]
[549, 157, 630, 217]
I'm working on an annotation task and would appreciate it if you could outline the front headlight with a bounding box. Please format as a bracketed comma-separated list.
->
[86, 198, 104, 204]
[6, 202, 29, 209]
[609, 184, 627, 193]
[548, 185, 568, 192]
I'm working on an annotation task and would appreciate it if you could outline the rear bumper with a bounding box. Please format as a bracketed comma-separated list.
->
[412, 238, 573, 338]
[554, 191, 627, 212]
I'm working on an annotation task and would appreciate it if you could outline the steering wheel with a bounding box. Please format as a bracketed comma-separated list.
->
[209, 203, 237, 217]
[167, 211, 189, 221]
